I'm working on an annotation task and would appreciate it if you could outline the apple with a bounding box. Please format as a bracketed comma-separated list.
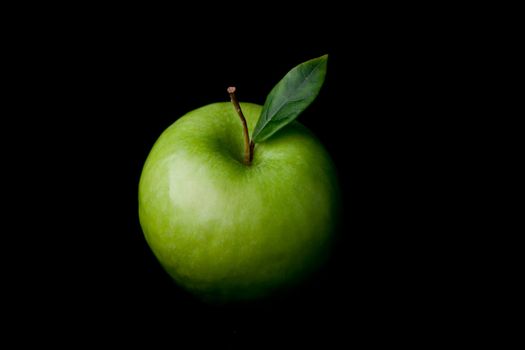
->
[139, 55, 340, 302]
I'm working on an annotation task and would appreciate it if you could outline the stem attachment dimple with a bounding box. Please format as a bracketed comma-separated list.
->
[227, 87, 252, 165]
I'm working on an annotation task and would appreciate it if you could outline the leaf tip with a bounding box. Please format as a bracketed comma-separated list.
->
[311, 54, 329, 71]
[317, 54, 329, 63]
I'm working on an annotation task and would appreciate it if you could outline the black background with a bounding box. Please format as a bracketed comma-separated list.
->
[6, 7, 470, 347]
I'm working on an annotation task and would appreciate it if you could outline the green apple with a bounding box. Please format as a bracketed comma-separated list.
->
[139, 55, 340, 302]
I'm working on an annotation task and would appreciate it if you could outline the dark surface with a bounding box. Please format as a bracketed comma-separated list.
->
[7, 10, 465, 347]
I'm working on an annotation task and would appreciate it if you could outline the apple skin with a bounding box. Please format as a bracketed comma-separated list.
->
[139, 102, 340, 302]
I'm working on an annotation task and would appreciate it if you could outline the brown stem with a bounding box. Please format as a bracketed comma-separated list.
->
[227, 86, 252, 165]
[249, 140, 254, 163]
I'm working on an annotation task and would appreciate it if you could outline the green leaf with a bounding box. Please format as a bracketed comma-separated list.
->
[251, 54, 328, 143]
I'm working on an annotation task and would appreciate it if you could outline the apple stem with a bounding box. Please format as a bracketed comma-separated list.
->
[249, 140, 254, 163]
[227, 87, 253, 165]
